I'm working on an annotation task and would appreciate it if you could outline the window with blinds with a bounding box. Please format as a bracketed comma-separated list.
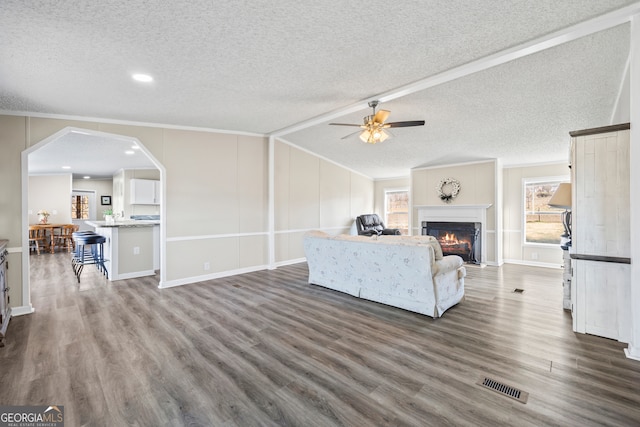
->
[385, 189, 409, 235]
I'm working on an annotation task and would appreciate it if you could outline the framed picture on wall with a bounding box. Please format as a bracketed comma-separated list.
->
[101, 196, 112, 205]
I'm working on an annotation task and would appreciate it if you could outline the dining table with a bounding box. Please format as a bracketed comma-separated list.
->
[29, 223, 74, 254]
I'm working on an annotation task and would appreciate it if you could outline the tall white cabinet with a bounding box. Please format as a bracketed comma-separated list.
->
[570, 123, 631, 342]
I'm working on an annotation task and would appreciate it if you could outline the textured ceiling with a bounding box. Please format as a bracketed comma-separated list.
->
[285, 24, 630, 177]
[1, 1, 636, 179]
[28, 131, 157, 179]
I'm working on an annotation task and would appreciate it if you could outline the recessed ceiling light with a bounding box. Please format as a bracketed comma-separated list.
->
[83, 176, 91, 179]
[132, 73, 153, 83]
[61, 166, 71, 169]
[125, 150, 135, 155]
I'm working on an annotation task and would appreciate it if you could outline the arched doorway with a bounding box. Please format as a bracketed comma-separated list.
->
[21, 126, 166, 312]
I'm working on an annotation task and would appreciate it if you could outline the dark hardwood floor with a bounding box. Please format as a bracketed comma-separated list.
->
[2, 253, 640, 426]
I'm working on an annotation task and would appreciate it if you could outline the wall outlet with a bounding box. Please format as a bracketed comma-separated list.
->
[204, 262, 210, 271]
[531, 252, 538, 260]
[133, 246, 140, 255]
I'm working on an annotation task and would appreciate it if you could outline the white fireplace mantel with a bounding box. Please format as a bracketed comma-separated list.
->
[416, 204, 492, 264]
[415, 204, 492, 224]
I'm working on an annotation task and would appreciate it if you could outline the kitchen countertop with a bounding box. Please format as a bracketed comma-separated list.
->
[86, 220, 160, 228]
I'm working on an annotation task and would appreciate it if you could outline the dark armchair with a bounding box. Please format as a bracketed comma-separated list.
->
[356, 214, 401, 236]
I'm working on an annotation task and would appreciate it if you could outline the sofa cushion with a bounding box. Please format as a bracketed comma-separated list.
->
[379, 235, 444, 260]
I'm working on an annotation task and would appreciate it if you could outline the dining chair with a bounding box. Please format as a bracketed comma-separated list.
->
[54, 224, 76, 253]
[28, 226, 47, 255]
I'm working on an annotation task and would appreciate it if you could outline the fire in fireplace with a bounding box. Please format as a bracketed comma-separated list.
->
[422, 221, 481, 264]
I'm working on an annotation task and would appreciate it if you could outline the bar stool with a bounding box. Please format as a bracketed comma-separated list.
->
[72, 231, 108, 282]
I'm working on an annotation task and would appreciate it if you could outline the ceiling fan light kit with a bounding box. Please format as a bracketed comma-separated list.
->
[330, 100, 425, 144]
[359, 128, 390, 144]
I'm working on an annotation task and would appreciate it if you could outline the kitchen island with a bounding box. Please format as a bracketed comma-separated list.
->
[86, 220, 160, 281]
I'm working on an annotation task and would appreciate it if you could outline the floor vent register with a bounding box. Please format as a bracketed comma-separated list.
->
[477, 377, 529, 404]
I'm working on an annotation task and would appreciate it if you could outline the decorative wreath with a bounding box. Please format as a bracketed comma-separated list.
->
[436, 178, 461, 203]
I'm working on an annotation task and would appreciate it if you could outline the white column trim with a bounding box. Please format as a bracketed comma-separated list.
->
[625, 12, 640, 361]
[268, 136, 276, 269]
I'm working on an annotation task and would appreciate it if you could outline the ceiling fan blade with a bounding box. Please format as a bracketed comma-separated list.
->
[373, 110, 390, 124]
[341, 130, 362, 140]
[386, 120, 426, 128]
[329, 123, 364, 127]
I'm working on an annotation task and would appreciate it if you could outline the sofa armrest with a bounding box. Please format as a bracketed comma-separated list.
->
[432, 255, 464, 276]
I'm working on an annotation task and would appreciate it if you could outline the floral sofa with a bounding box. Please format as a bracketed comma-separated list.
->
[303, 231, 466, 318]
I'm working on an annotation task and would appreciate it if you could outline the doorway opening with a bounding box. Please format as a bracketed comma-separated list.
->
[71, 190, 95, 231]
[21, 127, 166, 313]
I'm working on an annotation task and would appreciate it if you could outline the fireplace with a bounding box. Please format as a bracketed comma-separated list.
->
[422, 221, 481, 264]
[417, 204, 491, 265]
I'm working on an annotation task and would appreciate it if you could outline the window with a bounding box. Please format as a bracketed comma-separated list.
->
[524, 179, 568, 245]
[71, 195, 89, 219]
[385, 189, 409, 235]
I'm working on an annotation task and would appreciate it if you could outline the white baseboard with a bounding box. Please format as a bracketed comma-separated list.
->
[11, 304, 35, 316]
[503, 259, 562, 269]
[153, 257, 561, 290]
[158, 264, 269, 289]
[464, 263, 487, 269]
[157, 258, 308, 289]
[275, 258, 306, 267]
[624, 347, 640, 362]
[111, 270, 156, 281]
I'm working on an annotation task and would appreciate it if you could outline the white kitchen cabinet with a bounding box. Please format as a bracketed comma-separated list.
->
[130, 179, 160, 205]
[573, 259, 630, 340]
[570, 123, 631, 342]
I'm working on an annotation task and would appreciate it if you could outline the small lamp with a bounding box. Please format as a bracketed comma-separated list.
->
[548, 182, 572, 249]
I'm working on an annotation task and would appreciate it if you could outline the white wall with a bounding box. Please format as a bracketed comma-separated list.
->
[2, 116, 25, 311]
[161, 129, 268, 283]
[374, 177, 410, 218]
[72, 178, 113, 219]
[1, 114, 587, 313]
[28, 174, 72, 224]
[274, 140, 374, 263]
[612, 61, 630, 124]
[0, 115, 374, 312]
[408, 160, 569, 268]
[411, 160, 500, 264]
[113, 169, 160, 219]
[502, 163, 570, 267]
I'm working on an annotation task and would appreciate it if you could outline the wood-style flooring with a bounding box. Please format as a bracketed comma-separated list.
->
[1, 253, 640, 426]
